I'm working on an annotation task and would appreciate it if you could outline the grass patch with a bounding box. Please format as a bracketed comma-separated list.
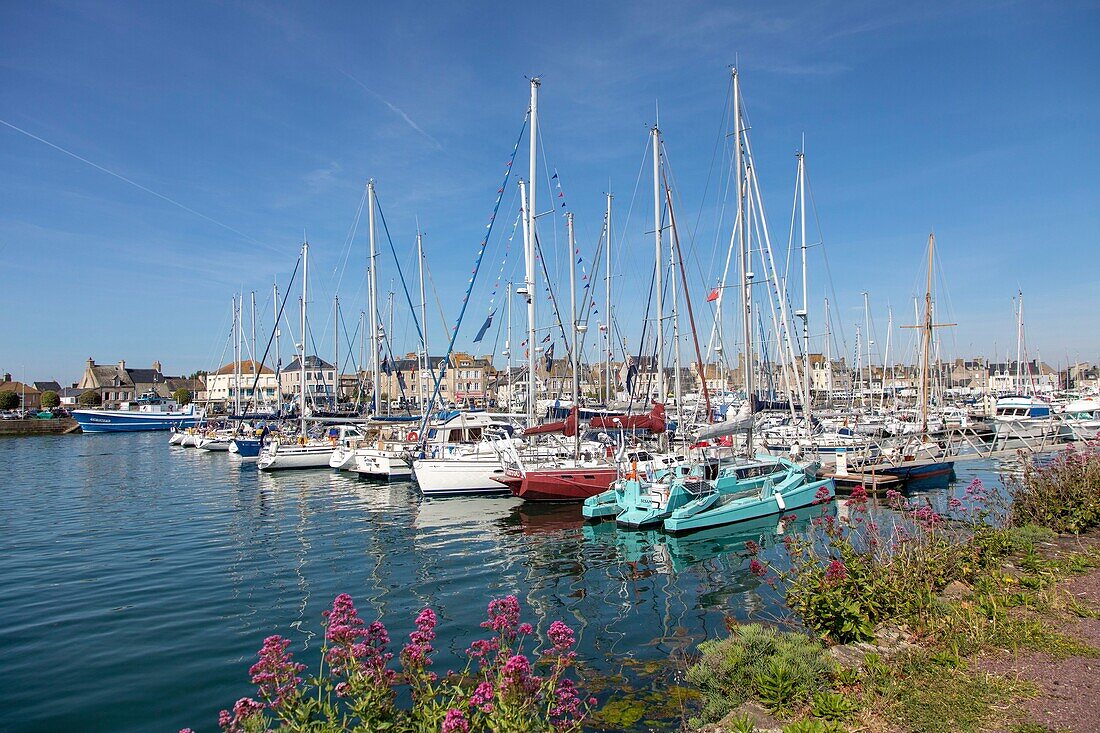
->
[685, 624, 831, 725]
[869, 653, 1034, 733]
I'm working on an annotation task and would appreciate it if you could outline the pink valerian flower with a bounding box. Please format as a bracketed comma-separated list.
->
[813, 485, 832, 505]
[549, 676, 584, 724]
[180, 729, 195, 733]
[825, 559, 848, 583]
[482, 595, 522, 641]
[744, 539, 761, 555]
[324, 595, 394, 680]
[466, 637, 499, 661]
[884, 488, 904, 507]
[470, 680, 495, 712]
[442, 708, 471, 733]
[401, 607, 438, 677]
[499, 653, 541, 696]
[518, 622, 534, 636]
[249, 635, 305, 708]
[749, 559, 767, 577]
[911, 505, 944, 529]
[218, 697, 264, 733]
[849, 485, 869, 505]
[547, 620, 576, 651]
[948, 497, 963, 511]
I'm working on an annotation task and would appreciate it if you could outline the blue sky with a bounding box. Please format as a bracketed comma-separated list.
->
[2, 0, 1097, 384]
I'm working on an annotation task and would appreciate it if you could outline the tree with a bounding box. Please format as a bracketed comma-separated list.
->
[0, 391, 19, 410]
[40, 390, 60, 409]
[78, 390, 102, 407]
[173, 387, 192, 405]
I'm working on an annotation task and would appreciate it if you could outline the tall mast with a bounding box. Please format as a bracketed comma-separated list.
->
[526, 77, 540, 426]
[567, 212, 580, 457]
[250, 291, 257, 375]
[605, 190, 613, 404]
[333, 294, 339, 409]
[733, 68, 754, 452]
[504, 281, 513, 410]
[300, 241, 308, 435]
[798, 146, 811, 427]
[233, 294, 241, 416]
[519, 177, 536, 425]
[901, 233, 954, 433]
[670, 207, 683, 424]
[883, 307, 894, 410]
[652, 123, 665, 406]
[417, 229, 427, 413]
[862, 291, 872, 408]
[273, 280, 280, 412]
[1016, 291, 1024, 394]
[823, 297, 832, 404]
[920, 235, 935, 432]
[367, 180, 380, 416]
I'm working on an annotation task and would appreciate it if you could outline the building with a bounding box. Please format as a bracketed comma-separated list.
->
[375, 351, 497, 408]
[58, 386, 84, 406]
[165, 376, 207, 404]
[280, 356, 337, 408]
[987, 360, 1060, 394]
[0, 374, 41, 410]
[33, 381, 62, 394]
[204, 360, 276, 411]
[76, 358, 177, 407]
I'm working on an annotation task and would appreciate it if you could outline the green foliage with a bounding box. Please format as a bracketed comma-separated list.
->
[724, 714, 757, 733]
[78, 390, 102, 407]
[172, 387, 192, 405]
[686, 624, 830, 724]
[876, 654, 1030, 733]
[0, 390, 19, 410]
[1010, 446, 1100, 533]
[781, 481, 1019, 643]
[1005, 524, 1056, 552]
[809, 691, 856, 722]
[780, 720, 845, 733]
[40, 390, 60, 408]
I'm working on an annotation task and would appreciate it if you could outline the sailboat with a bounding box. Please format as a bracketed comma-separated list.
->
[258, 242, 369, 470]
[587, 68, 835, 533]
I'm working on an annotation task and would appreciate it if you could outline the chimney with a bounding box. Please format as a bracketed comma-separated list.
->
[152, 360, 162, 373]
[118, 360, 126, 371]
[3, 373, 10, 383]
[87, 357, 95, 369]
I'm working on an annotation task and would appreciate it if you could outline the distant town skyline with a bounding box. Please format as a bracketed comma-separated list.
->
[2, 1, 1098, 382]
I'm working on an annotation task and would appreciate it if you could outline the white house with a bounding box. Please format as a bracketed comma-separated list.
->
[205, 360, 279, 410]
[280, 356, 337, 408]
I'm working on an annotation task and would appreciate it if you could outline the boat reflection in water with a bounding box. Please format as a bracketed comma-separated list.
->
[582, 502, 831, 575]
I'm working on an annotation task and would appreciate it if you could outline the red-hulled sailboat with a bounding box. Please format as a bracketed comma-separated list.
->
[494, 404, 667, 502]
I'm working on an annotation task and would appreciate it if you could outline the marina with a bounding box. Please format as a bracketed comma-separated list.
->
[3, 3, 1098, 731]
[0, 431, 1015, 732]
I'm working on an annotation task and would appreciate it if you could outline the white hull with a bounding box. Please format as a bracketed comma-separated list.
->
[257, 444, 336, 471]
[198, 437, 232, 451]
[352, 449, 413, 480]
[168, 432, 186, 446]
[180, 433, 202, 448]
[328, 446, 358, 470]
[412, 457, 510, 495]
[993, 419, 1060, 441]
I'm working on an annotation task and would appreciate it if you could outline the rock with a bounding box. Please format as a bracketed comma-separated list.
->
[826, 624, 919, 668]
[940, 579, 971, 601]
[712, 702, 784, 733]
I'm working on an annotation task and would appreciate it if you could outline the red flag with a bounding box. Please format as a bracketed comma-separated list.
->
[706, 288, 720, 302]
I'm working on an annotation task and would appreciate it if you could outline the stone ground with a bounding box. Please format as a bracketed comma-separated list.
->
[980, 532, 1100, 733]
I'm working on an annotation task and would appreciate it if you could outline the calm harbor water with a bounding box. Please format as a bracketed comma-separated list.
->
[0, 432, 1005, 732]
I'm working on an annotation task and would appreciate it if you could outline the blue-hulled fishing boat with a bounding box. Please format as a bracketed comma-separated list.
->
[73, 392, 203, 433]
